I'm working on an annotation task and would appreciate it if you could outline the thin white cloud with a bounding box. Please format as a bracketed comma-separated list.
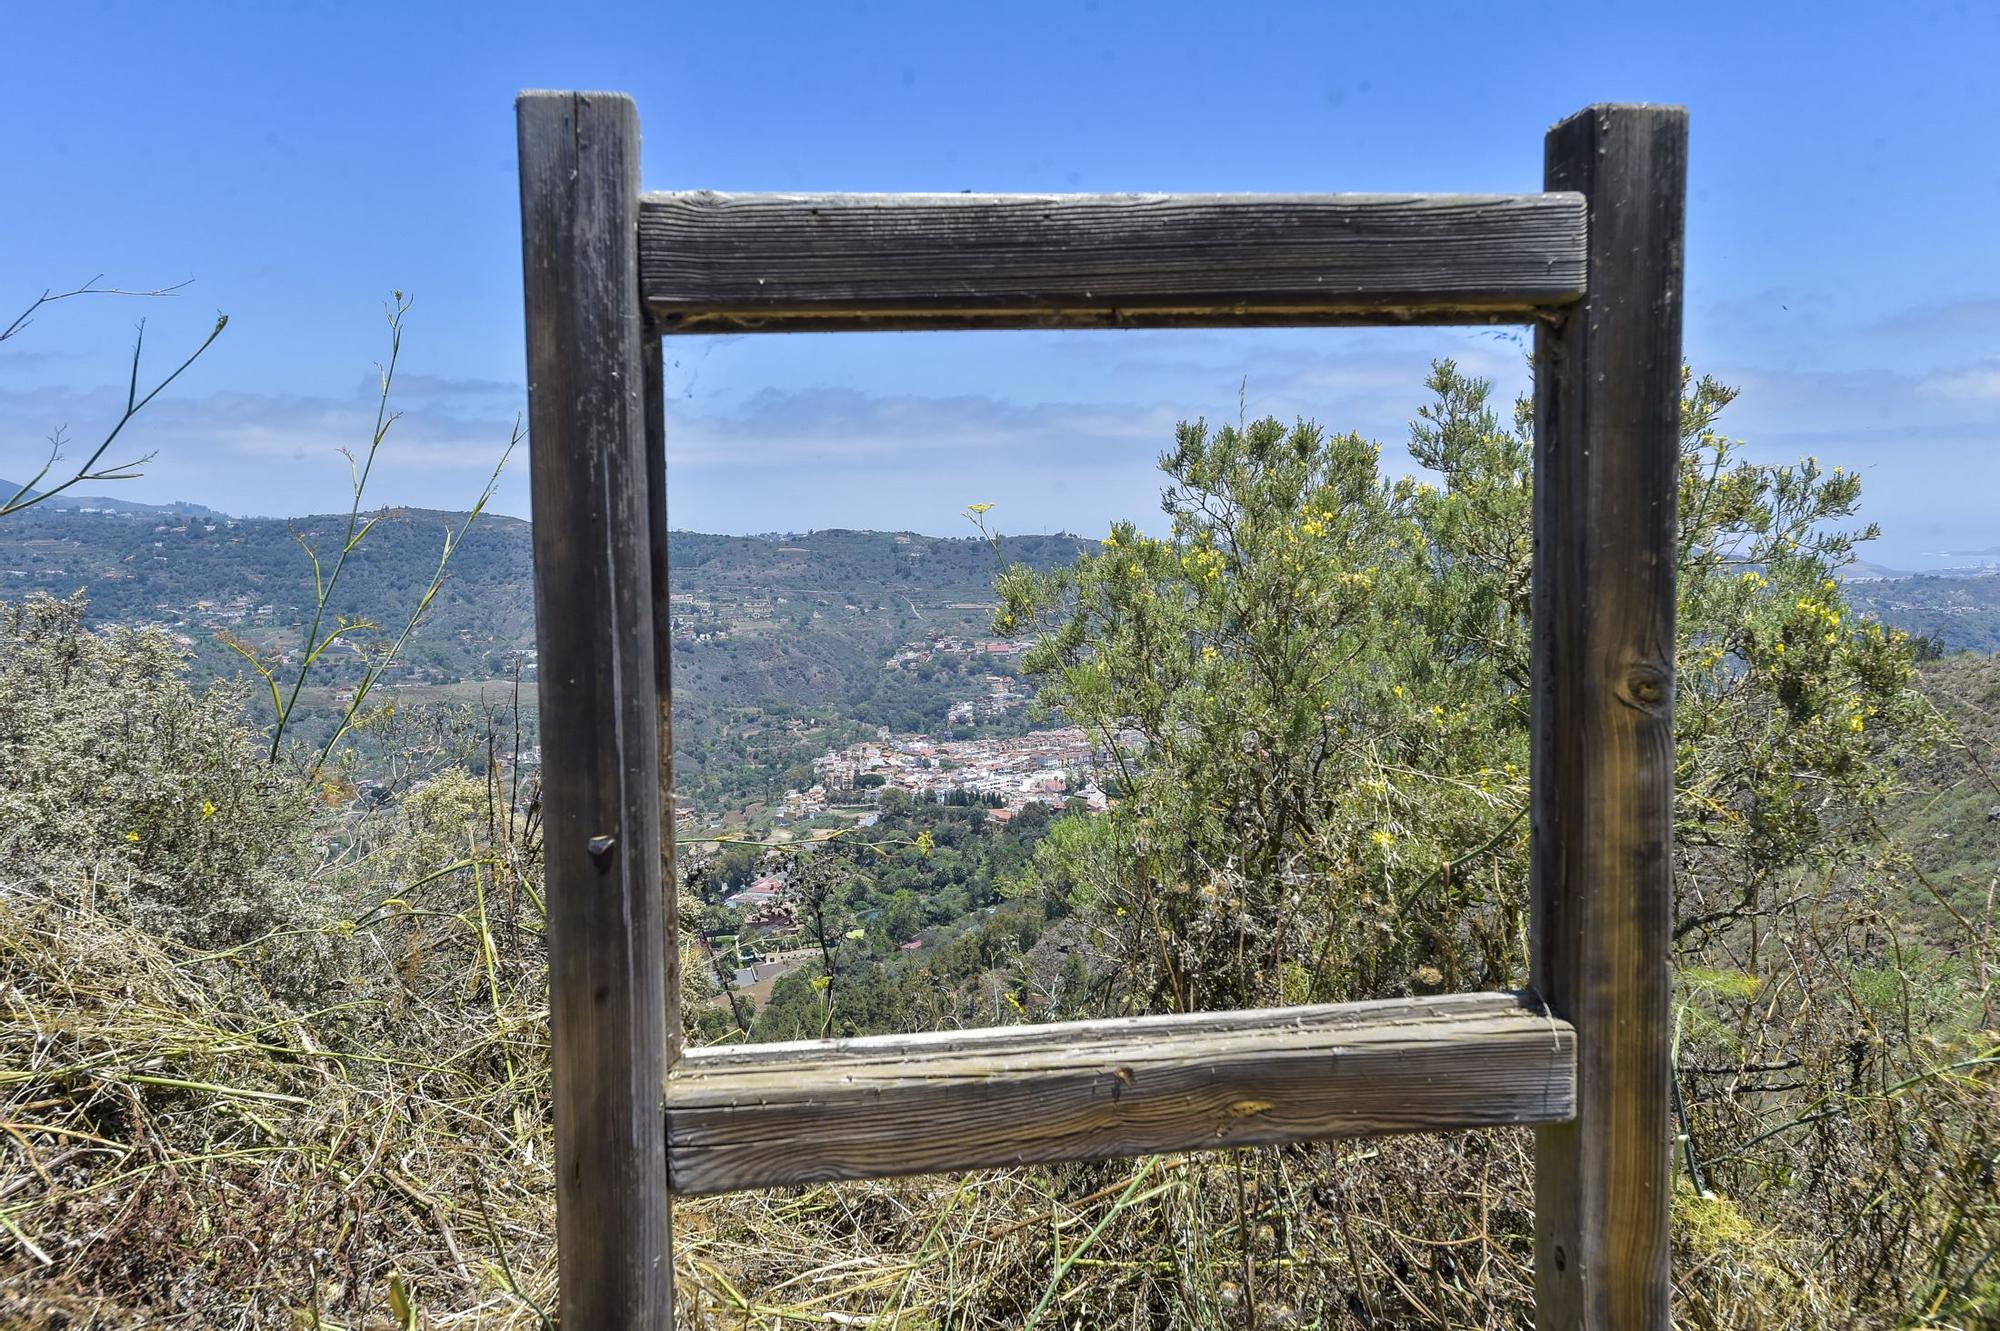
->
[7, 320, 1995, 563]
[1867, 297, 2000, 338]
[666, 387, 1180, 469]
[0, 379, 524, 518]
[1920, 359, 2000, 401]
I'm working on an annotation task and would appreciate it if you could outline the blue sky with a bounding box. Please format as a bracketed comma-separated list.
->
[7, 1, 1998, 566]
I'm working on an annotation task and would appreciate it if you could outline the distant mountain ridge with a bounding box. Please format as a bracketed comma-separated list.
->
[0, 478, 227, 519]
[6, 500, 1992, 731]
[0, 504, 1104, 808]
[0, 499, 1087, 710]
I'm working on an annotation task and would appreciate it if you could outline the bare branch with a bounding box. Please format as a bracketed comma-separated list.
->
[0, 274, 195, 346]
[3, 288, 228, 517]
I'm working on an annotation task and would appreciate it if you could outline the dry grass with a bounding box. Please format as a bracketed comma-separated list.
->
[6, 868, 1995, 1329]
[1, 873, 1547, 1329]
[0, 878, 559, 1328]
[674, 1137, 1545, 1330]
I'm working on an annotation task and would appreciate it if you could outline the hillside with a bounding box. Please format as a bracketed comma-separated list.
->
[1845, 571, 2000, 654]
[0, 477, 226, 519]
[664, 526, 1091, 716]
[0, 507, 1092, 807]
[0, 505, 538, 688]
[11, 501, 1999, 821]
[1890, 650, 2000, 920]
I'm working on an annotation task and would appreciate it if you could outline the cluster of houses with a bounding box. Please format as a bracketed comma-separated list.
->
[885, 630, 1034, 671]
[665, 591, 736, 644]
[780, 787, 832, 819]
[801, 727, 1112, 814]
[945, 674, 1030, 727]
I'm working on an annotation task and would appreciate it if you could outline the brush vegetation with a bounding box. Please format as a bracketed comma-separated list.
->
[2, 365, 1996, 1328]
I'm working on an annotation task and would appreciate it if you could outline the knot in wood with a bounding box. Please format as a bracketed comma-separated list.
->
[1617, 663, 1671, 713]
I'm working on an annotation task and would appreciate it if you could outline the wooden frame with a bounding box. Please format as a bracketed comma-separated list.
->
[517, 91, 1684, 1329]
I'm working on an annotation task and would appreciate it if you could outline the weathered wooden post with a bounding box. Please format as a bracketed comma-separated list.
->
[1532, 104, 1688, 1330]
[517, 90, 674, 1326]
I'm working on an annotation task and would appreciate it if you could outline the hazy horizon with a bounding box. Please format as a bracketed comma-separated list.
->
[14, 473, 2000, 576]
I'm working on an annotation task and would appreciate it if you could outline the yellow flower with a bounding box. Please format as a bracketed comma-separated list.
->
[125, 831, 141, 843]
[1371, 829, 1395, 848]
[1772, 643, 1786, 656]
[201, 800, 217, 818]
[1849, 716, 1865, 733]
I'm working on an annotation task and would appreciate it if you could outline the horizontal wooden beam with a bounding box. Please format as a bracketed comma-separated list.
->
[638, 191, 1587, 333]
[666, 991, 1574, 1195]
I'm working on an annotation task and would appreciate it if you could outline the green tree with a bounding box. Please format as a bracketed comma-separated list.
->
[999, 363, 1939, 1015]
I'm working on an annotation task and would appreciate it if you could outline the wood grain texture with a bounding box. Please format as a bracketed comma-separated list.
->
[1531, 104, 1687, 1331]
[638, 191, 1587, 332]
[666, 992, 1574, 1196]
[517, 89, 672, 1327]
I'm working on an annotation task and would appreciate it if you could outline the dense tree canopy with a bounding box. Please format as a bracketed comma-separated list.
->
[998, 362, 1938, 1014]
